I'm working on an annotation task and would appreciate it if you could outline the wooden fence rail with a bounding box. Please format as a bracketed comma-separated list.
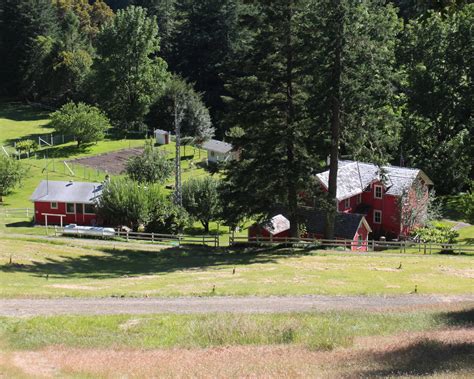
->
[229, 235, 474, 254]
[0, 208, 33, 219]
[52, 227, 219, 247]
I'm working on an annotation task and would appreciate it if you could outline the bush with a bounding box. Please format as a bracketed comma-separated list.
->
[98, 177, 188, 233]
[413, 224, 459, 244]
[0, 155, 28, 201]
[15, 139, 38, 155]
[126, 142, 173, 184]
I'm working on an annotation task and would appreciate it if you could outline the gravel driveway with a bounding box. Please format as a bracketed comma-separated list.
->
[1, 295, 473, 317]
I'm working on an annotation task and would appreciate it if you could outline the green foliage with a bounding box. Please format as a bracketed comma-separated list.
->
[126, 142, 174, 184]
[182, 177, 221, 232]
[98, 178, 162, 230]
[50, 102, 110, 146]
[446, 184, 474, 224]
[172, 0, 242, 135]
[15, 139, 38, 155]
[98, 177, 188, 232]
[92, 5, 169, 128]
[148, 76, 214, 142]
[0, 155, 28, 199]
[0, 0, 60, 97]
[414, 224, 459, 244]
[399, 4, 473, 194]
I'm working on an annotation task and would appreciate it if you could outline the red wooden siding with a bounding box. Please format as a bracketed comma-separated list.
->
[34, 201, 98, 226]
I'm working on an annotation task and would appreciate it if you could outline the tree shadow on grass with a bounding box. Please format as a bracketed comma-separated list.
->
[0, 102, 50, 122]
[357, 339, 473, 377]
[0, 244, 311, 280]
[40, 143, 91, 159]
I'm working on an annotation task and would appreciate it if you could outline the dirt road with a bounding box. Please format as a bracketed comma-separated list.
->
[1, 295, 473, 317]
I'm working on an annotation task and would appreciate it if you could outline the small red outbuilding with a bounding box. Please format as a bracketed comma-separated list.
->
[30, 180, 103, 227]
[249, 208, 372, 251]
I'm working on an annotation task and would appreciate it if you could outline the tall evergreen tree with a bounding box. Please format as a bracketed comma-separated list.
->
[91, 6, 169, 129]
[172, 0, 242, 136]
[0, 0, 59, 97]
[398, 4, 473, 194]
[223, 0, 314, 236]
[304, 0, 401, 238]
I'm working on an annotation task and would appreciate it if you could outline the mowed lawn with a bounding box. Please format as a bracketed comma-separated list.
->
[0, 237, 472, 298]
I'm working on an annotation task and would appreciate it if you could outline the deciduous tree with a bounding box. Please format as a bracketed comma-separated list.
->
[92, 6, 169, 129]
[50, 102, 110, 146]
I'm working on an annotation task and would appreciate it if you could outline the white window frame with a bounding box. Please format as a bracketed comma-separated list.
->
[374, 185, 383, 199]
[66, 203, 76, 214]
[83, 203, 96, 215]
[374, 210, 382, 224]
[357, 194, 362, 204]
[50, 202, 58, 209]
[344, 198, 350, 209]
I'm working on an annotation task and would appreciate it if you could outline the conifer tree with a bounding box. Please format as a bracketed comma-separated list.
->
[303, 0, 401, 238]
[223, 0, 314, 236]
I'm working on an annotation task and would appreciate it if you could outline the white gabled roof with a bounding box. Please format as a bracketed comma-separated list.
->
[154, 129, 169, 135]
[201, 139, 232, 154]
[30, 180, 103, 204]
[261, 214, 290, 235]
[316, 160, 433, 201]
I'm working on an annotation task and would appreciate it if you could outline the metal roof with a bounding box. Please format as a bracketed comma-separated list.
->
[154, 129, 169, 135]
[201, 139, 233, 154]
[316, 160, 433, 200]
[261, 214, 291, 235]
[263, 207, 370, 239]
[30, 180, 103, 204]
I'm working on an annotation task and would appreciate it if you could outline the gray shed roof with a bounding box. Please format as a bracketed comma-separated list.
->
[316, 160, 433, 200]
[201, 139, 232, 154]
[154, 129, 169, 135]
[30, 180, 103, 204]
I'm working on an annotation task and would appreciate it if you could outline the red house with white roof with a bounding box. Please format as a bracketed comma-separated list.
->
[315, 161, 433, 239]
[30, 180, 103, 226]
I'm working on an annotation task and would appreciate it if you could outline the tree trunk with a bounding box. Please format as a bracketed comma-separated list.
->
[325, 1, 343, 240]
[285, 0, 299, 238]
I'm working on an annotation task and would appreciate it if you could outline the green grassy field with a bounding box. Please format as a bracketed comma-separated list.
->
[1, 236, 472, 298]
[1, 308, 470, 351]
[0, 102, 214, 212]
[0, 102, 52, 146]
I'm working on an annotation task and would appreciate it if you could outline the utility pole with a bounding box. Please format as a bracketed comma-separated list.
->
[174, 94, 183, 206]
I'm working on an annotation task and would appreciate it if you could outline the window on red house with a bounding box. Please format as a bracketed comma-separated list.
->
[374, 185, 383, 199]
[66, 203, 75, 214]
[344, 198, 350, 208]
[84, 204, 95, 215]
[357, 194, 362, 204]
[50, 202, 58, 209]
[374, 210, 382, 224]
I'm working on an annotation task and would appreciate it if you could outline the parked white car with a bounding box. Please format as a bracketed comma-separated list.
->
[62, 224, 115, 238]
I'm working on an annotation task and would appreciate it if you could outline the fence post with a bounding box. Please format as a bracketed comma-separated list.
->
[152, 232, 154, 243]
[126, 231, 129, 242]
[371, 240, 375, 252]
[429, 242, 432, 254]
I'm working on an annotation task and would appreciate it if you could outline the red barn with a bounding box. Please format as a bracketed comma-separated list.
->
[315, 161, 433, 239]
[30, 180, 103, 227]
[249, 208, 372, 251]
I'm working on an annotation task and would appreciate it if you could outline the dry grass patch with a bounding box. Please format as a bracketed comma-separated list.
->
[1, 328, 472, 378]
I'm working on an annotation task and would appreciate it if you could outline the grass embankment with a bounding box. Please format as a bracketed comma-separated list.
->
[1, 237, 472, 298]
[1, 308, 471, 351]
